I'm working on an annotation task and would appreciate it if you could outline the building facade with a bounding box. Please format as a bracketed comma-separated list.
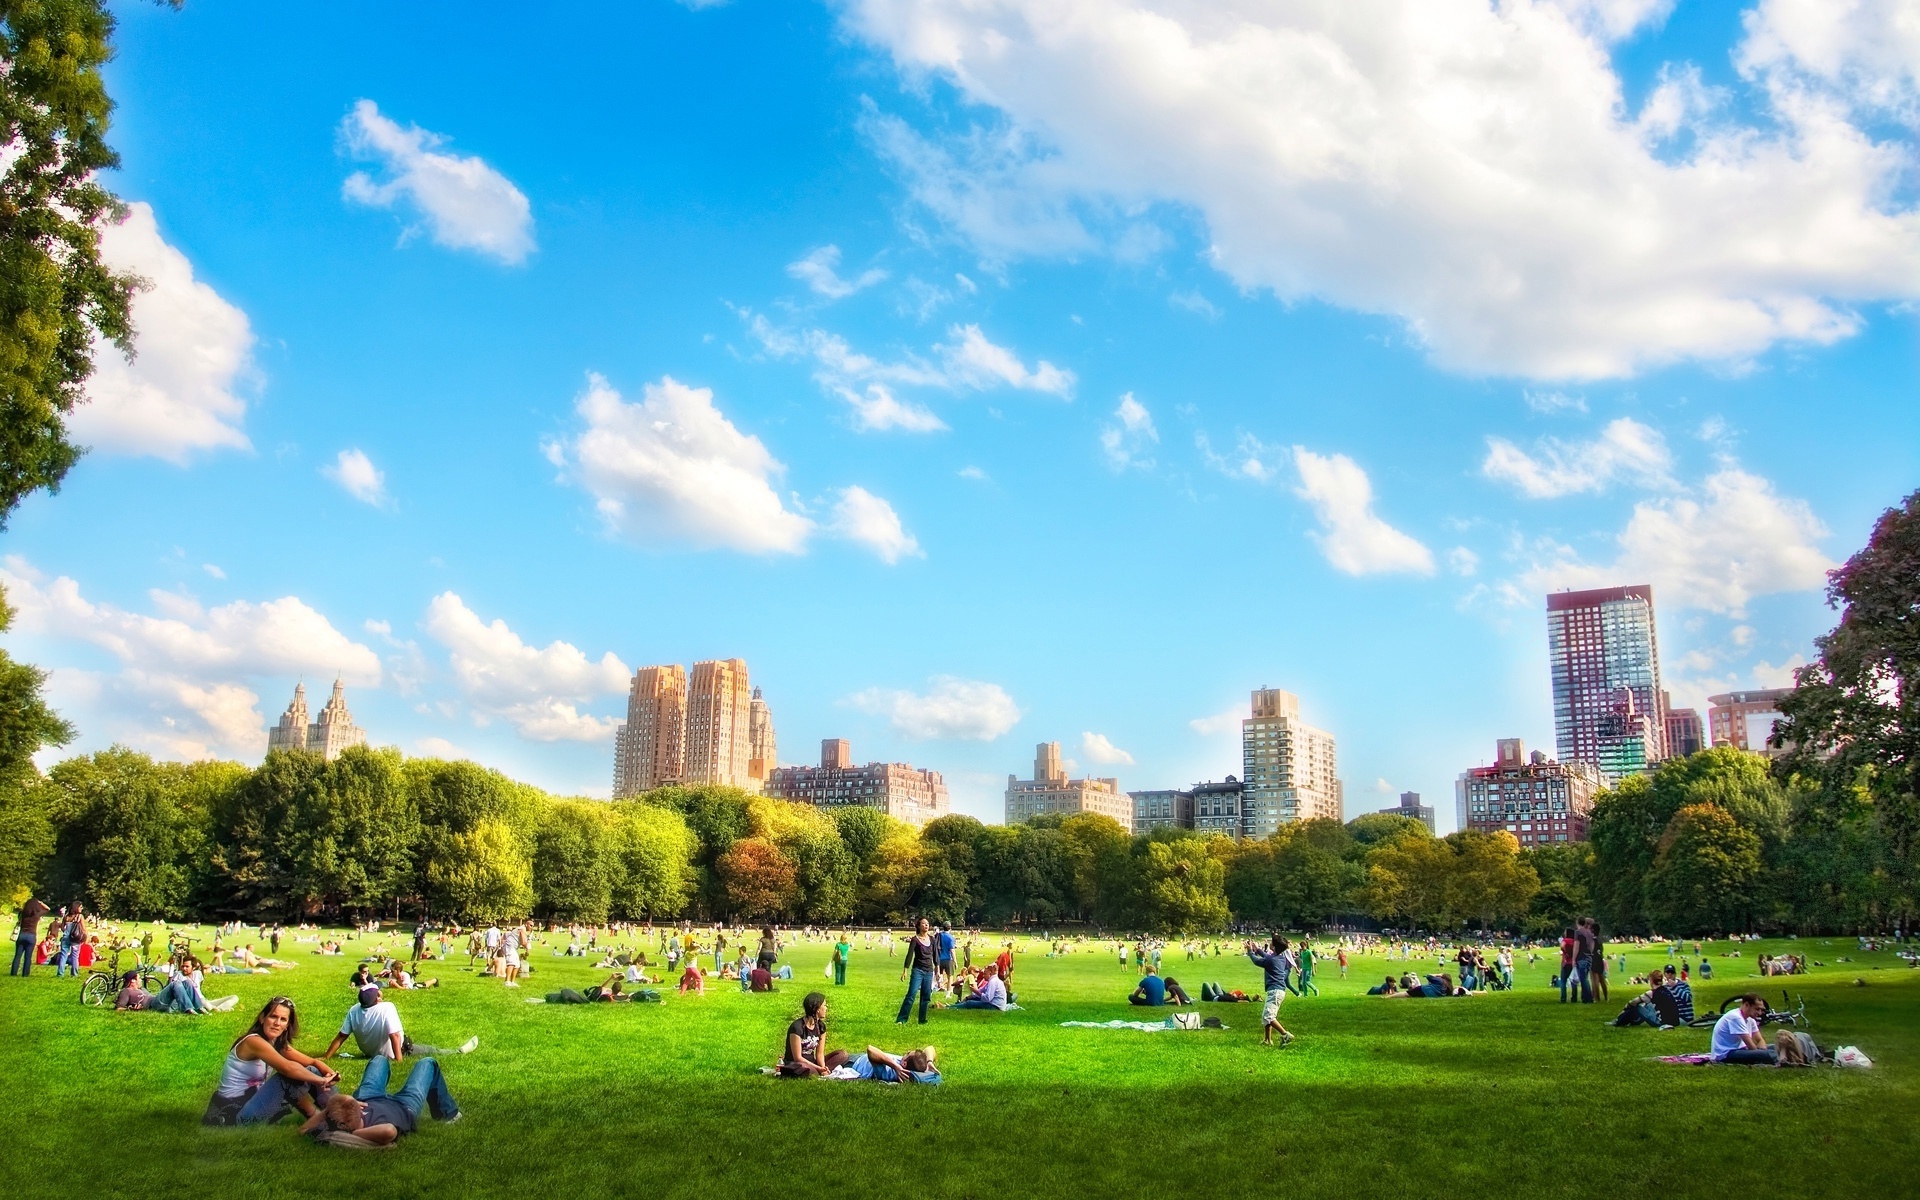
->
[1129, 788, 1194, 835]
[1192, 777, 1249, 838]
[1371, 790, 1435, 834]
[613, 664, 687, 797]
[1708, 688, 1793, 758]
[1005, 742, 1132, 825]
[1241, 688, 1342, 835]
[1456, 738, 1601, 847]
[747, 687, 776, 789]
[1662, 692, 1704, 759]
[1547, 584, 1667, 781]
[266, 679, 367, 762]
[765, 738, 949, 826]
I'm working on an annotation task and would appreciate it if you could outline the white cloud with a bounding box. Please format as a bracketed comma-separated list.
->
[1521, 467, 1833, 615]
[323, 448, 390, 507]
[843, 0, 1920, 379]
[958, 465, 989, 481]
[550, 373, 814, 555]
[1752, 655, 1808, 689]
[1188, 708, 1241, 737]
[1292, 448, 1435, 576]
[1524, 390, 1589, 415]
[1196, 431, 1281, 482]
[71, 202, 254, 462]
[414, 736, 466, 758]
[1099, 392, 1158, 469]
[202, 564, 226, 580]
[2, 559, 379, 759]
[940, 324, 1075, 396]
[835, 383, 948, 433]
[340, 99, 535, 265]
[1482, 418, 1673, 499]
[745, 310, 1073, 405]
[423, 592, 628, 742]
[829, 486, 924, 563]
[1448, 547, 1480, 577]
[1080, 730, 1135, 766]
[1170, 289, 1222, 319]
[788, 244, 889, 299]
[846, 676, 1022, 741]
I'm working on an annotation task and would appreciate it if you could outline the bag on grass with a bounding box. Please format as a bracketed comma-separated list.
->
[1169, 1012, 1202, 1030]
[1835, 1045, 1873, 1068]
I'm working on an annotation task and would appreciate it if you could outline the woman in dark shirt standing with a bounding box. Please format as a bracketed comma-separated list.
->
[897, 917, 938, 1025]
[757, 926, 780, 972]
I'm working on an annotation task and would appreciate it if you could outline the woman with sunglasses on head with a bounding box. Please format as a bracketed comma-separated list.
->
[202, 996, 339, 1126]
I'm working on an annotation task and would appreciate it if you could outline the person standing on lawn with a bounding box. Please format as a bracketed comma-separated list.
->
[832, 933, 851, 986]
[1244, 934, 1297, 1047]
[897, 917, 939, 1025]
[11, 896, 48, 977]
[1297, 942, 1320, 996]
[936, 923, 957, 987]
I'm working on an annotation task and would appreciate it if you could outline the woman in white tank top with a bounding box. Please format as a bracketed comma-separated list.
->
[201, 997, 339, 1126]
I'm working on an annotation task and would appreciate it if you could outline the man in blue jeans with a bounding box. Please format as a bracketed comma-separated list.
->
[55, 902, 86, 978]
[300, 1056, 461, 1144]
[1709, 995, 1776, 1065]
[936, 923, 957, 987]
[11, 897, 48, 977]
[897, 917, 938, 1024]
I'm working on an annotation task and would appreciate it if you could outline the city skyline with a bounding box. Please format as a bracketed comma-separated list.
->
[3, 3, 1909, 828]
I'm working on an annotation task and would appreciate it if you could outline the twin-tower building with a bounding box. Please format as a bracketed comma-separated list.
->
[611, 659, 775, 796]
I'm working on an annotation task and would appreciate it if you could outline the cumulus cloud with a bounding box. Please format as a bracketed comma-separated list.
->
[1482, 418, 1673, 499]
[423, 592, 628, 742]
[1188, 708, 1242, 737]
[788, 244, 888, 298]
[940, 324, 1075, 396]
[829, 486, 924, 563]
[842, 0, 1920, 379]
[70, 202, 254, 462]
[1196, 431, 1282, 483]
[323, 448, 390, 507]
[834, 383, 948, 433]
[549, 373, 814, 555]
[1080, 730, 1135, 765]
[847, 676, 1022, 741]
[1099, 393, 1158, 469]
[341, 100, 535, 264]
[1292, 448, 1435, 576]
[1521, 467, 1833, 615]
[1, 558, 378, 759]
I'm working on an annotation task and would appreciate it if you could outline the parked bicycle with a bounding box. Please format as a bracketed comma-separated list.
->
[78, 938, 166, 1007]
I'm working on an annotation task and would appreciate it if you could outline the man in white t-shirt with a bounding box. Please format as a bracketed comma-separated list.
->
[1709, 994, 1775, 1065]
[326, 986, 406, 1060]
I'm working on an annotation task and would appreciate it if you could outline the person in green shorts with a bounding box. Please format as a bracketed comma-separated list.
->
[832, 934, 851, 986]
[1296, 942, 1319, 996]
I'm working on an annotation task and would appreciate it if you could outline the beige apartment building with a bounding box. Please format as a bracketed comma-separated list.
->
[614, 659, 772, 796]
[685, 658, 756, 789]
[1005, 741, 1132, 825]
[612, 664, 687, 796]
[1708, 688, 1793, 759]
[1241, 688, 1342, 835]
[266, 677, 368, 762]
[748, 686, 776, 789]
[765, 738, 949, 826]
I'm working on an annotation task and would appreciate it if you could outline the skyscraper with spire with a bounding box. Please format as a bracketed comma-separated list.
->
[265, 678, 367, 761]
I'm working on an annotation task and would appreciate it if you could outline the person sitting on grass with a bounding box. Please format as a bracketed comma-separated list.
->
[679, 959, 706, 995]
[1130, 964, 1169, 1006]
[952, 963, 1013, 1010]
[837, 1045, 940, 1084]
[1710, 994, 1776, 1065]
[114, 970, 204, 1014]
[1663, 966, 1695, 1024]
[324, 985, 478, 1062]
[202, 997, 340, 1126]
[750, 964, 776, 992]
[1366, 975, 1400, 996]
[300, 1055, 461, 1145]
[1611, 973, 1682, 1029]
[780, 991, 838, 1077]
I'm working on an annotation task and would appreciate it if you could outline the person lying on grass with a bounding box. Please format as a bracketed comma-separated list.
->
[113, 970, 206, 1014]
[1709, 994, 1777, 1065]
[780, 991, 840, 1077]
[202, 996, 341, 1126]
[1389, 973, 1464, 998]
[837, 1045, 939, 1084]
[952, 963, 1014, 1010]
[1128, 966, 1191, 1007]
[299, 1055, 461, 1145]
[1366, 975, 1400, 996]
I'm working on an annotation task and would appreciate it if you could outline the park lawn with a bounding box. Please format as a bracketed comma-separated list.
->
[0, 931, 1914, 1200]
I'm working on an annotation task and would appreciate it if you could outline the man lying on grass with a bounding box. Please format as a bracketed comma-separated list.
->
[836, 1045, 940, 1084]
[300, 1056, 462, 1146]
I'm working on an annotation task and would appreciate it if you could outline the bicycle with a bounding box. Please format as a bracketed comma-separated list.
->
[1688, 989, 1808, 1031]
[78, 938, 166, 1007]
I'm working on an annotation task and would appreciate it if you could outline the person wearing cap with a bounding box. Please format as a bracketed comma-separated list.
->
[325, 986, 407, 1061]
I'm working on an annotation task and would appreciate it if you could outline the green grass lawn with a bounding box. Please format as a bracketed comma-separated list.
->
[1, 928, 1915, 1199]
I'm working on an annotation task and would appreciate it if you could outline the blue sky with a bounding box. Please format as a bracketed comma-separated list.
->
[8, 0, 1917, 826]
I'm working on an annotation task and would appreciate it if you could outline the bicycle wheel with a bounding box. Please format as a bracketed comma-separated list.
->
[79, 972, 113, 1007]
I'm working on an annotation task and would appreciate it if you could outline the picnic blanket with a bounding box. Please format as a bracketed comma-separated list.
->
[1060, 1018, 1227, 1032]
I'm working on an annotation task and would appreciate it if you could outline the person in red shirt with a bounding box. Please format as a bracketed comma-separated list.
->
[11, 897, 49, 977]
[1558, 927, 1578, 1003]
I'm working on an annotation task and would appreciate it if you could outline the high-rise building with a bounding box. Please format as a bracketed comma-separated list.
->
[1129, 788, 1194, 835]
[1005, 741, 1131, 825]
[765, 739, 949, 826]
[1241, 688, 1342, 835]
[1192, 777, 1249, 837]
[1369, 790, 1435, 834]
[748, 686, 776, 789]
[1708, 688, 1793, 758]
[1456, 738, 1601, 847]
[613, 665, 687, 797]
[684, 658, 755, 790]
[1662, 691, 1704, 759]
[265, 678, 367, 762]
[1546, 585, 1667, 782]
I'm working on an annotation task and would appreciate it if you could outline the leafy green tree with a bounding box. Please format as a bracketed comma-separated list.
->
[1522, 841, 1593, 937]
[976, 824, 1069, 926]
[404, 758, 539, 918]
[40, 748, 229, 918]
[716, 835, 797, 919]
[203, 749, 325, 918]
[533, 800, 618, 923]
[1268, 821, 1361, 930]
[284, 747, 417, 916]
[1346, 811, 1426, 849]
[429, 818, 532, 921]
[830, 804, 898, 873]
[609, 801, 696, 919]
[1777, 488, 1920, 925]
[0, 591, 72, 897]
[1361, 829, 1453, 928]
[1137, 839, 1229, 933]
[0, 0, 149, 522]
[1443, 830, 1539, 930]
[1646, 804, 1765, 934]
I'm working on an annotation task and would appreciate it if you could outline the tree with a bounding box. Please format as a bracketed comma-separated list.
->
[831, 805, 898, 873]
[40, 748, 228, 918]
[1137, 839, 1229, 933]
[405, 758, 539, 918]
[1361, 829, 1453, 929]
[1777, 488, 1920, 925]
[0, 0, 149, 522]
[1268, 821, 1361, 930]
[1522, 841, 1593, 937]
[1443, 830, 1539, 930]
[203, 749, 325, 918]
[533, 800, 618, 923]
[609, 801, 695, 919]
[429, 819, 532, 922]
[0, 590, 72, 896]
[1646, 804, 1765, 935]
[716, 836, 798, 920]
[284, 747, 418, 916]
